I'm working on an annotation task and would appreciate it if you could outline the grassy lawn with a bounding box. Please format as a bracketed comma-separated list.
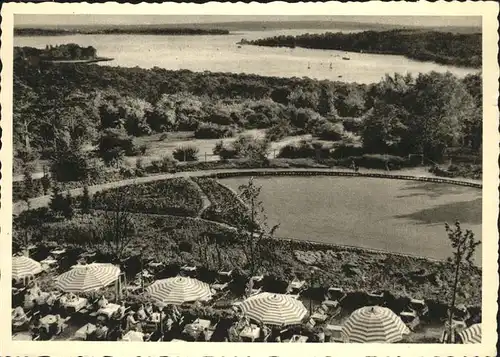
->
[220, 176, 482, 263]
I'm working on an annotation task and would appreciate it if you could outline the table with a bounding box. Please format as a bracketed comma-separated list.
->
[61, 296, 88, 312]
[123, 331, 144, 342]
[183, 319, 212, 339]
[98, 303, 121, 318]
[290, 335, 308, 343]
[41, 258, 58, 267]
[148, 262, 163, 268]
[239, 325, 260, 341]
[74, 323, 96, 340]
[40, 314, 57, 326]
[311, 312, 328, 322]
[35, 292, 50, 305]
[12, 332, 32, 341]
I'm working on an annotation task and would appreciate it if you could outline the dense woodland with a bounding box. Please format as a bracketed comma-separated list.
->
[14, 44, 98, 61]
[14, 44, 482, 184]
[15, 27, 230, 36]
[246, 30, 482, 68]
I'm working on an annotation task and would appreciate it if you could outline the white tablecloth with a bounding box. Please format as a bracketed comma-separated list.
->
[123, 331, 144, 341]
[239, 325, 260, 340]
[74, 323, 96, 340]
[61, 297, 88, 312]
[98, 303, 121, 317]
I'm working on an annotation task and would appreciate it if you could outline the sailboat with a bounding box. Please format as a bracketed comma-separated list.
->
[329, 63, 332, 69]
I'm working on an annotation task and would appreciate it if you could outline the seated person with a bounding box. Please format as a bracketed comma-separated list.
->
[202, 327, 211, 342]
[45, 291, 58, 307]
[126, 311, 140, 330]
[171, 305, 181, 320]
[316, 327, 325, 343]
[150, 309, 161, 324]
[113, 301, 127, 319]
[65, 292, 78, 303]
[94, 322, 109, 341]
[136, 304, 147, 321]
[53, 314, 66, 335]
[97, 295, 109, 309]
[145, 302, 153, 315]
[12, 306, 29, 325]
[29, 283, 42, 297]
[29, 315, 42, 338]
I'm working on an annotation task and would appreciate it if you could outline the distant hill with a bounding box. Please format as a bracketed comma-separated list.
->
[14, 20, 481, 35]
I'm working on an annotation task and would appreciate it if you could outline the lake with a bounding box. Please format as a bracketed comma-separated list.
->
[14, 29, 478, 83]
[221, 176, 482, 263]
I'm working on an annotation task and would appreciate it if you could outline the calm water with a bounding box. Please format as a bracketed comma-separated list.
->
[14, 29, 478, 83]
[221, 176, 482, 263]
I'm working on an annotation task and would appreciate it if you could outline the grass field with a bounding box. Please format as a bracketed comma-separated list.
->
[221, 176, 482, 263]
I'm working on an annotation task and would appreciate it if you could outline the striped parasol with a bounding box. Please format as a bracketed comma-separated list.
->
[55, 263, 120, 293]
[458, 323, 481, 344]
[12, 256, 43, 280]
[240, 292, 307, 326]
[342, 306, 410, 343]
[145, 277, 212, 305]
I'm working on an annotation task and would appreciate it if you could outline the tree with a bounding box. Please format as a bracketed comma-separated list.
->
[21, 166, 35, 202]
[232, 178, 279, 276]
[81, 185, 92, 214]
[50, 141, 93, 182]
[98, 128, 136, 166]
[444, 221, 481, 343]
[63, 191, 75, 219]
[99, 188, 137, 262]
[317, 85, 336, 117]
[231, 135, 270, 165]
[49, 186, 65, 214]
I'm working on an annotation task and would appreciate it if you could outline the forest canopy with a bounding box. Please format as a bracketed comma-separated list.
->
[13, 46, 482, 176]
[244, 30, 482, 68]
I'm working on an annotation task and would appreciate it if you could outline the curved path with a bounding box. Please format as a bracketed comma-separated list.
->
[13, 167, 481, 215]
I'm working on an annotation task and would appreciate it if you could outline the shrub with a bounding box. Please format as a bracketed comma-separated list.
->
[330, 145, 365, 159]
[98, 128, 137, 166]
[173, 145, 199, 162]
[278, 140, 331, 160]
[265, 122, 293, 142]
[213, 141, 238, 160]
[338, 154, 409, 170]
[150, 154, 178, 173]
[311, 120, 345, 141]
[194, 123, 235, 139]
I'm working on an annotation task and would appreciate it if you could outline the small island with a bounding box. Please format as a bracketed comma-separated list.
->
[15, 27, 230, 36]
[14, 44, 113, 65]
[243, 29, 482, 69]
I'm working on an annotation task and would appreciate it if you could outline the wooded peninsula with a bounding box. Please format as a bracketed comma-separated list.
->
[244, 30, 482, 68]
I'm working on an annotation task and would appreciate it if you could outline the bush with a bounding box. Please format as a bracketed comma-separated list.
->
[194, 123, 235, 139]
[265, 122, 293, 142]
[98, 128, 138, 166]
[338, 154, 409, 170]
[278, 140, 331, 160]
[151, 155, 177, 173]
[313, 121, 345, 141]
[173, 145, 199, 162]
[213, 141, 238, 160]
[330, 145, 365, 159]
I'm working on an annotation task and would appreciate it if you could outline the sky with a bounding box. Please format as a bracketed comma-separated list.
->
[15, 15, 481, 29]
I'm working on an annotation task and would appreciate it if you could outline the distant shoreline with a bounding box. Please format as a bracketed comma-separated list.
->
[41, 56, 114, 64]
[15, 27, 230, 36]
